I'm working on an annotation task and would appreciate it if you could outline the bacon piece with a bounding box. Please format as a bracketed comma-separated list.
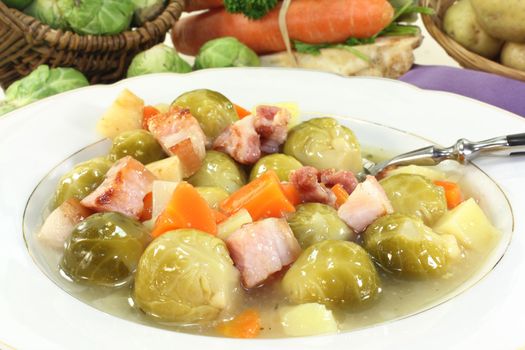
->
[289, 166, 336, 205]
[213, 115, 261, 164]
[81, 156, 156, 220]
[319, 169, 359, 194]
[38, 199, 93, 249]
[253, 105, 291, 154]
[226, 218, 301, 288]
[147, 106, 206, 176]
[337, 175, 393, 233]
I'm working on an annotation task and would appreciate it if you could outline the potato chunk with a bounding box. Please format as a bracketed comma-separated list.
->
[279, 303, 338, 337]
[146, 156, 184, 182]
[97, 89, 144, 139]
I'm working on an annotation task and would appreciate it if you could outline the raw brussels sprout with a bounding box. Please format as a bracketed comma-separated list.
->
[0, 65, 89, 116]
[282, 240, 381, 309]
[380, 174, 447, 225]
[363, 214, 461, 278]
[172, 89, 238, 140]
[64, 0, 135, 35]
[188, 151, 246, 194]
[134, 229, 240, 324]
[249, 154, 303, 182]
[60, 212, 150, 286]
[25, 0, 69, 29]
[53, 157, 113, 208]
[284, 118, 363, 174]
[194, 37, 261, 70]
[108, 129, 166, 165]
[195, 186, 229, 210]
[127, 44, 191, 78]
[4, 0, 33, 10]
[131, 0, 165, 26]
[287, 203, 354, 249]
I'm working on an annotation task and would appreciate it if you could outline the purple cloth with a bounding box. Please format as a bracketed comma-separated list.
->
[400, 65, 525, 118]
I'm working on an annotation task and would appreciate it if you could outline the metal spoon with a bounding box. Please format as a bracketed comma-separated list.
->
[359, 133, 525, 179]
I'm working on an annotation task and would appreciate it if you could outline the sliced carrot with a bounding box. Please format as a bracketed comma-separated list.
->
[142, 106, 160, 130]
[233, 103, 251, 119]
[217, 309, 261, 339]
[434, 180, 463, 209]
[280, 182, 301, 206]
[332, 183, 350, 208]
[220, 170, 295, 220]
[152, 182, 217, 238]
[173, 0, 394, 55]
[212, 209, 228, 224]
[140, 192, 153, 221]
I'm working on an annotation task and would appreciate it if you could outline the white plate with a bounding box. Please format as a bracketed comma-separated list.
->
[1, 68, 524, 350]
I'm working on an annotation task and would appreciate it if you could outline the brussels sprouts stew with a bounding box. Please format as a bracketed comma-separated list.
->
[27, 88, 507, 339]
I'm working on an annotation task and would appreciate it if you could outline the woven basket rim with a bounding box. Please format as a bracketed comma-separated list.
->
[0, 0, 186, 53]
[420, 0, 525, 82]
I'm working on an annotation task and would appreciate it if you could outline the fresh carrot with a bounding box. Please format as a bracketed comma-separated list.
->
[280, 182, 301, 206]
[434, 180, 463, 209]
[220, 170, 295, 220]
[152, 182, 217, 238]
[140, 192, 153, 221]
[142, 106, 160, 130]
[212, 209, 228, 224]
[185, 0, 224, 12]
[216, 309, 261, 339]
[173, 0, 394, 55]
[233, 103, 251, 119]
[332, 183, 350, 208]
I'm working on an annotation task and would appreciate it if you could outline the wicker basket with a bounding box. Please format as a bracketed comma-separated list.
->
[421, 0, 525, 82]
[0, 0, 185, 89]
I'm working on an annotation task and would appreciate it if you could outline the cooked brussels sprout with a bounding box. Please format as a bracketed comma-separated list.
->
[134, 229, 240, 324]
[53, 157, 113, 208]
[131, 0, 166, 26]
[64, 0, 135, 35]
[380, 174, 447, 225]
[195, 186, 229, 210]
[25, 0, 69, 29]
[249, 154, 303, 182]
[194, 37, 260, 70]
[127, 44, 191, 78]
[108, 129, 166, 165]
[188, 151, 246, 194]
[172, 89, 238, 140]
[363, 214, 461, 278]
[282, 240, 381, 309]
[283, 118, 362, 174]
[287, 203, 354, 249]
[60, 212, 150, 286]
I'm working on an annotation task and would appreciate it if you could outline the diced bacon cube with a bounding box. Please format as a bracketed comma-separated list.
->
[253, 105, 291, 154]
[38, 199, 93, 249]
[81, 156, 156, 220]
[226, 218, 302, 288]
[337, 175, 393, 232]
[213, 115, 261, 164]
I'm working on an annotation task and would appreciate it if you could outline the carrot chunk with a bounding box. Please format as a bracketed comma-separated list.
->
[332, 183, 350, 208]
[233, 103, 252, 119]
[434, 180, 463, 209]
[217, 309, 261, 339]
[280, 182, 301, 206]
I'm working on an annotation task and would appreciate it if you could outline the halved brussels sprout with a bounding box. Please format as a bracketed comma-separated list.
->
[188, 151, 246, 194]
[133, 229, 240, 324]
[363, 213, 461, 278]
[53, 157, 113, 209]
[195, 186, 229, 210]
[108, 129, 166, 165]
[60, 212, 150, 286]
[380, 174, 447, 225]
[283, 118, 362, 174]
[249, 154, 303, 182]
[172, 89, 238, 141]
[287, 203, 354, 249]
[282, 240, 381, 309]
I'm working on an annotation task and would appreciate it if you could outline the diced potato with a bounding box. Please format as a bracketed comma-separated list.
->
[151, 180, 179, 222]
[279, 303, 338, 337]
[97, 89, 144, 139]
[433, 198, 499, 251]
[386, 165, 446, 181]
[217, 209, 252, 241]
[146, 156, 184, 182]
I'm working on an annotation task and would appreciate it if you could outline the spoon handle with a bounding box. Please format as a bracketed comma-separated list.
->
[507, 133, 525, 154]
[462, 133, 525, 159]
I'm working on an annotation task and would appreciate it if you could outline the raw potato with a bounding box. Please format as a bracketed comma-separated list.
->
[96, 89, 144, 139]
[146, 156, 184, 182]
[501, 42, 525, 71]
[470, 0, 525, 42]
[443, 0, 503, 59]
[433, 198, 498, 252]
[279, 303, 338, 337]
